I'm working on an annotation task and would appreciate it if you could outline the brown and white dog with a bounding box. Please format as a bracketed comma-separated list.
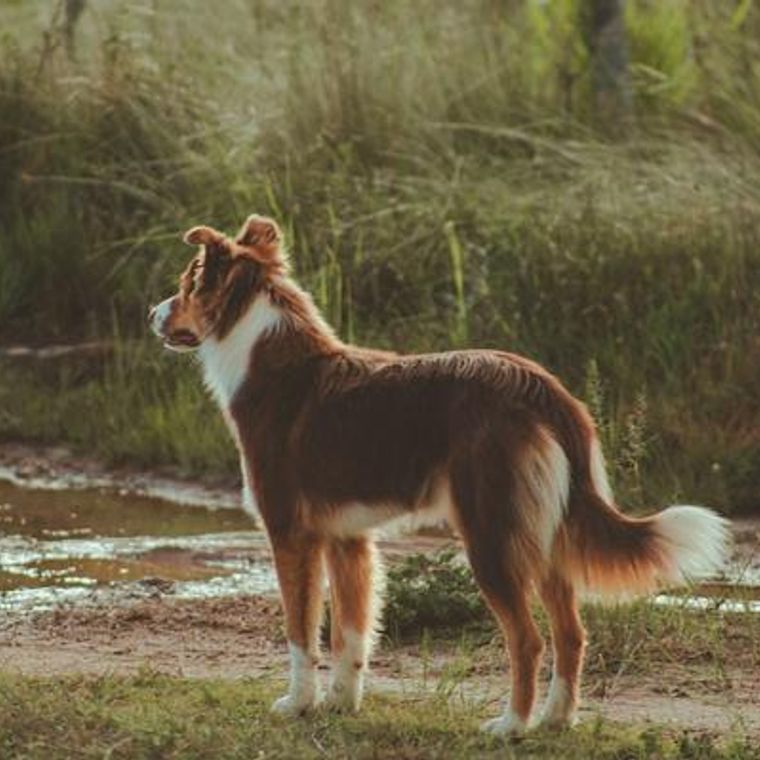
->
[149, 214, 728, 735]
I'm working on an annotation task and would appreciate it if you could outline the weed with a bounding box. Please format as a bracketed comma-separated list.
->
[382, 549, 760, 682]
[383, 547, 489, 641]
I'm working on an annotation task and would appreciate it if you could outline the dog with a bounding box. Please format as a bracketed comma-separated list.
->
[149, 214, 728, 735]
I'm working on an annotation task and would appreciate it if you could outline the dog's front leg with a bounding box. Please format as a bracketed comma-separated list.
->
[270, 531, 326, 716]
[325, 536, 382, 712]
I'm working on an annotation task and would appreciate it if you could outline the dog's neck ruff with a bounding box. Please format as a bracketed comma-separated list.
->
[197, 278, 341, 409]
[198, 295, 282, 409]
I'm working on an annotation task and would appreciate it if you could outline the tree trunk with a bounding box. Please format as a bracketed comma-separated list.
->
[64, 0, 87, 61]
[582, 0, 632, 126]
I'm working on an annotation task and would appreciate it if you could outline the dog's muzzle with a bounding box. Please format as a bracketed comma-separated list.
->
[149, 298, 173, 339]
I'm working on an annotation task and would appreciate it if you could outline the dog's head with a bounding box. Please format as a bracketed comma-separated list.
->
[149, 215, 285, 352]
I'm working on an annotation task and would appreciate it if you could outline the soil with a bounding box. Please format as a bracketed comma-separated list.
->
[0, 594, 758, 738]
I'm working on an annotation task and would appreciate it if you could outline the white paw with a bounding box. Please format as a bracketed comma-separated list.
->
[270, 693, 318, 716]
[536, 709, 577, 731]
[325, 682, 362, 713]
[481, 710, 528, 737]
[537, 677, 577, 730]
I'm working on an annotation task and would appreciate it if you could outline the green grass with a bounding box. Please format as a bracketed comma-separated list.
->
[381, 550, 760, 676]
[1, 1, 760, 510]
[2, 547, 758, 758]
[0, 671, 756, 760]
[0, 343, 236, 477]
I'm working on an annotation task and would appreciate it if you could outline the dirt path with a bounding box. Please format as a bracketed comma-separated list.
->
[1, 595, 758, 738]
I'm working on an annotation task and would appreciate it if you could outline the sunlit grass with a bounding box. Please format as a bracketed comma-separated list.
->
[0, 670, 757, 760]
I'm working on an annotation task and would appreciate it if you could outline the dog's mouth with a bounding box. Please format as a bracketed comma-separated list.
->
[164, 329, 201, 350]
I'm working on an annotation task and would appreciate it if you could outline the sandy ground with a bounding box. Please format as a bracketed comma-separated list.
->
[1, 594, 758, 738]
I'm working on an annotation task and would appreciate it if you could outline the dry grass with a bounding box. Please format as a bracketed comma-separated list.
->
[1, 1, 759, 510]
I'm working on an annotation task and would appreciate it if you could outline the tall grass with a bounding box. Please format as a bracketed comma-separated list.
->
[1, 1, 759, 509]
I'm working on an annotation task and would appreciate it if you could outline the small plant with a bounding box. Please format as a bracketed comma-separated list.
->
[444, 221, 468, 347]
[383, 547, 489, 640]
[582, 360, 653, 507]
[616, 391, 650, 501]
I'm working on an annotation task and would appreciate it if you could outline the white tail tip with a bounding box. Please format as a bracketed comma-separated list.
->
[655, 505, 731, 583]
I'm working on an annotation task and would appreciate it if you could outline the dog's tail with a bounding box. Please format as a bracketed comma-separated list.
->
[497, 353, 729, 596]
[552, 436, 730, 597]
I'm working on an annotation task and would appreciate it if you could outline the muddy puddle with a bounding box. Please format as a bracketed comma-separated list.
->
[655, 578, 760, 614]
[1, 474, 758, 617]
[0, 481, 277, 612]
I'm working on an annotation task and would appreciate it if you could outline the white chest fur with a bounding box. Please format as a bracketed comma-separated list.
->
[198, 296, 281, 523]
[198, 295, 282, 409]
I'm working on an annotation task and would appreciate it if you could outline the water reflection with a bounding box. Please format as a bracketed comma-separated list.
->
[0, 481, 277, 612]
[0, 479, 757, 617]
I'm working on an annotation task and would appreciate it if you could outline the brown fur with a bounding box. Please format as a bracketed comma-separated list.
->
[150, 214, 725, 730]
[270, 532, 325, 658]
[539, 571, 586, 721]
[326, 538, 377, 656]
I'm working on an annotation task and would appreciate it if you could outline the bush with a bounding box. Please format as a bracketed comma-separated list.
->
[383, 548, 488, 640]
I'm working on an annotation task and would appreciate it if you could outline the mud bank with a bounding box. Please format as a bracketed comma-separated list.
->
[0, 441, 242, 510]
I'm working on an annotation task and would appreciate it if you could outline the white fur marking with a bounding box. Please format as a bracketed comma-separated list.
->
[382, 477, 453, 537]
[326, 479, 454, 539]
[327, 503, 404, 538]
[199, 295, 282, 409]
[239, 454, 259, 521]
[481, 708, 528, 736]
[367, 543, 386, 651]
[516, 427, 570, 557]
[271, 642, 320, 715]
[590, 437, 614, 503]
[539, 675, 575, 728]
[328, 628, 369, 712]
[150, 297, 174, 337]
[655, 505, 730, 582]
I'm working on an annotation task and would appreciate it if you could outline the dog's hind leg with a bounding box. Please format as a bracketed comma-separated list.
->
[270, 532, 326, 716]
[324, 535, 382, 712]
[451, 429, 555, 736]
[452, 491, 545, 735]
[537, 571, 586, 729]
[469, 550, 545, 737]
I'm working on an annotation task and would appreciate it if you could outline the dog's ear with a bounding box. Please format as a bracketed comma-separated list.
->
[183, 225, 232, 262]
[235, 214, 285, 266]
[183, 225, 225, 247]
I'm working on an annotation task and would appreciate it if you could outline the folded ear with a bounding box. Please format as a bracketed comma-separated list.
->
[235, 214, 284, 265]
[183, 225, 226, 247]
